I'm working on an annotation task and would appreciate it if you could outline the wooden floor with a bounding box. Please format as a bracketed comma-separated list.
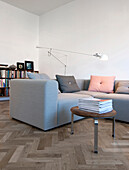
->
[0, 102, 129, 170]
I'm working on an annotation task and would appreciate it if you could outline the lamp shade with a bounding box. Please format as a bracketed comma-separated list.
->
[100, 54, 108, 61]
[93, 53, 108, 60]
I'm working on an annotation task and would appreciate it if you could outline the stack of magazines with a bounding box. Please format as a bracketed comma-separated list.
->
[78, 98, 113, 114]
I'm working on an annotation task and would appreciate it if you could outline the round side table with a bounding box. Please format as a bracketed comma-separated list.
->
[71, 106, 117, 153]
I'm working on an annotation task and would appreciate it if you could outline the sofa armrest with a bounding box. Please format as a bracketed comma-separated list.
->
[10, 79, 58, 130]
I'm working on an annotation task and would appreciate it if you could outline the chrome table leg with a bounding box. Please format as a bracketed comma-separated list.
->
[112, 117, 115, 138]
[94, 119, 98, 153]
[71, 113, 74, 135]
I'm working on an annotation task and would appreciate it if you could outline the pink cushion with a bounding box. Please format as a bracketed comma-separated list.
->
[88, 75, 115, 93]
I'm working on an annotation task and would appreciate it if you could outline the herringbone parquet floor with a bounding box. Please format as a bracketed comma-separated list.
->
[0, 101, 129, 170]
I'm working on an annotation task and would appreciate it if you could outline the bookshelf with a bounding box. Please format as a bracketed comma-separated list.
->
[0, 68, 38, 97]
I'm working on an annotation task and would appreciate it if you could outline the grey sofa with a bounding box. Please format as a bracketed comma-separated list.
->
[10, 79, 129, 130]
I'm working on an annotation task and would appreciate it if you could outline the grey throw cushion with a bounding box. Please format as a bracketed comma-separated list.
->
[115, 81, 129, 94]
[27, 72, 50, 80]
[56, 75, 80, 93]
[27, 72, 61, 93]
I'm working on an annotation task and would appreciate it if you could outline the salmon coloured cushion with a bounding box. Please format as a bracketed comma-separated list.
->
[88, 75, 115, 93]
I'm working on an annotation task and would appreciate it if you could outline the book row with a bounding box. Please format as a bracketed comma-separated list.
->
[0, 88, 9, 96]
[0, 70, 30, 79]
[0, 79, 10, 88]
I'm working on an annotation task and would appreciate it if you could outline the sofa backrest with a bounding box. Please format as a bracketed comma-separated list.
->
[76, 79, 90, 90]
[114, 80, 129, 92]
[76, 79, 129, 92]
[75, 79, 85, 90]
[84, 80, 90, 90]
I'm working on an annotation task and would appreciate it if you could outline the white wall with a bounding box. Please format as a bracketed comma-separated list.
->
[39, 0, 129, 79]
[0, 1, 39, 70]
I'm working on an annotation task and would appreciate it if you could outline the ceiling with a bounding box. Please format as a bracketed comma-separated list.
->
[0, 0, 74, 15]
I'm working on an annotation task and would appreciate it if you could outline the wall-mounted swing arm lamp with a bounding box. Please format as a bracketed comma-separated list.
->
[36, 46, 108, 75]
[37, 46, 108, 60]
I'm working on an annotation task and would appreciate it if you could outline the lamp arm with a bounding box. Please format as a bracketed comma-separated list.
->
[37, 46, 108, 61]
[48, 51, 66, 67]
[37, 46, 93, 56]
[48, 50, 67, 75]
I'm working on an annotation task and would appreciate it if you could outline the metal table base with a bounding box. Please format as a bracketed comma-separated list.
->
[71, 113, 116, 153]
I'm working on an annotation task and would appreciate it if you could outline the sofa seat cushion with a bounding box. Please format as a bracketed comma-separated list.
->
[58, 93, 92, 99]
[74, 90, 107, 97]
[74, 90, 129, 100]
[57, 93, 92, 125]
[92, 93, 129, 100]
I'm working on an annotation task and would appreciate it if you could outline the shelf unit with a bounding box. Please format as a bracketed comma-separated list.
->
[0, 68, 38, 97]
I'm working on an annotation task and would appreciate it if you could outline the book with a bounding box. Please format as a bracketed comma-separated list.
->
[0, 70, 6, 78]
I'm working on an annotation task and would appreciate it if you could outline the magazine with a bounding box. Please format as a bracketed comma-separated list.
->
[78, 98, 113, 114]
